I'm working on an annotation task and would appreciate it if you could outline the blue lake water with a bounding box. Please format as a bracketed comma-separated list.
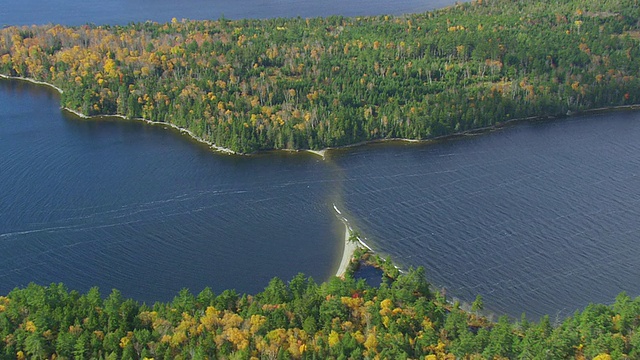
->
[2, 0, 640, 320]
[332, 114, 640, 319]
[0, 79, 343, 302]
[4, 0, 453, 26]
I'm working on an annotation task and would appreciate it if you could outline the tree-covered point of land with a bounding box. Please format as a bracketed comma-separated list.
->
[1, 266, 640, 359]
[2, 0, 640, 153]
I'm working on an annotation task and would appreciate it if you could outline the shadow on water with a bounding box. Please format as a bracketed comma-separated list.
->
[352, 263, 383, 288]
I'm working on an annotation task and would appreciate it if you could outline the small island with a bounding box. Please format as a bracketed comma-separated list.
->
[1, 0, 640, 154]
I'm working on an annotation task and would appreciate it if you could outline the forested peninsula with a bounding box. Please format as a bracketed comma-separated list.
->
[2, 0, 640, 153]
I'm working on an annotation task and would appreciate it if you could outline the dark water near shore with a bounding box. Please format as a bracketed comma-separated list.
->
[353, 264, 383, 288]
[332, 115, 640, 319]
[0, 80, 343, 302]
[5, 0, 453, 26]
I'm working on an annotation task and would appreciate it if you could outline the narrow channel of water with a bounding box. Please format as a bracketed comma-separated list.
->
[0, 79, 344, 303]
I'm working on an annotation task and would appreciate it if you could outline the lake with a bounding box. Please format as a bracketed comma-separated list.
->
[332, 114, 640, 319]
[2, 0, 640, 320]
[0, 79, 344, 302]
[4, 0, 453, 27]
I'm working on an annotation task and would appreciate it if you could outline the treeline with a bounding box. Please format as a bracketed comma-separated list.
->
[1, 265, 640, 359]
[1, 0, 640, 153]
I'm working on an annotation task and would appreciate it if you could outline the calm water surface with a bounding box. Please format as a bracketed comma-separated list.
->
[332, 115, 640, 319]
[4, 78, 640, 319]
[4, 0, 453, 26]
[0, 80, 344, 302]
[2, 0, 640, 319]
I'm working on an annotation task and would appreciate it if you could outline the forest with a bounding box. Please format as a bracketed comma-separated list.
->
[3, 1, 640, 356]
[2, 0, 640, 152]
[1, 255, 639, 359]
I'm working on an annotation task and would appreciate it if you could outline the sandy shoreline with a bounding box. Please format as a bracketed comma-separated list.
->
[335, 223, 361, 278]
[306, 149, 326, 159]
[333, 204, 374, 278]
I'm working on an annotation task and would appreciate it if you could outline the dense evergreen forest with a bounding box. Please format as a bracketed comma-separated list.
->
[3, 1, 640, 356]
[2, 0, 640, 152]
[1, 261, 639, 359]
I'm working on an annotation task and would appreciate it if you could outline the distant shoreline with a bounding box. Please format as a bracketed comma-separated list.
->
[0, 74, 64, 93]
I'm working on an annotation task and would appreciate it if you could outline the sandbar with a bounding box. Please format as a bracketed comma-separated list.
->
[335, 223, 361, 278]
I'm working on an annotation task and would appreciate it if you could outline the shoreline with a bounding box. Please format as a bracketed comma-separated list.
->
[279, 148, 327, 159]
[64, 110, 239, 155]
[335, 223, 360, 278]
[4, 73, 640, 158]
[0, 74, 238, 155]
[133, 117, 237, 155]
[305, 105, 640, 155]
[333, 204, 373, 278]
[306, 149, 327, 159]
[0, 74, 64, 93]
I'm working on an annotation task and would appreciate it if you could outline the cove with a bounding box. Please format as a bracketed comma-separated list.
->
[0, 79, 344, 303]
